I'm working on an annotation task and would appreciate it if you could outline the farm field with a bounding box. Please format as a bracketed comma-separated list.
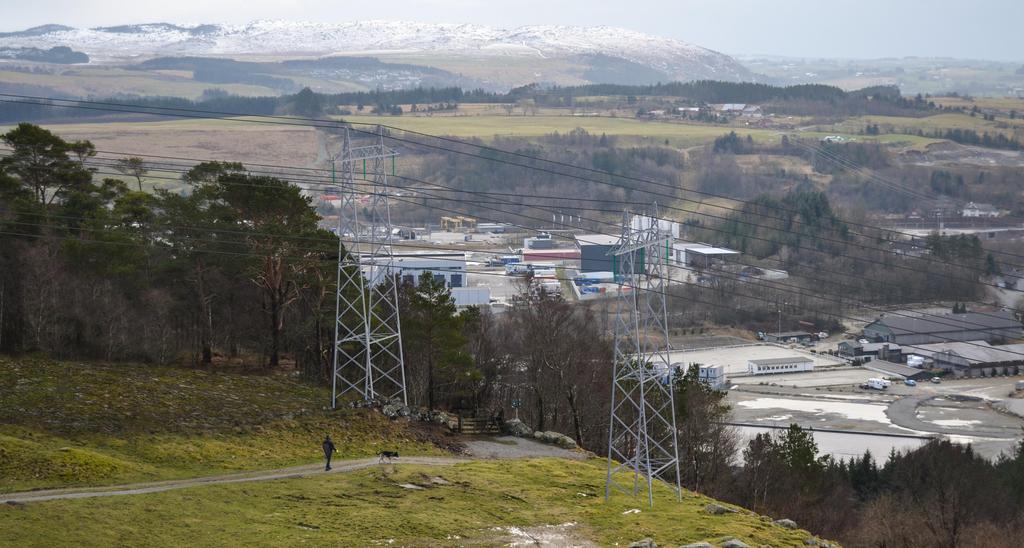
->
[824, 112, 1024, 139]
[1, 117, 320, 168]
[0, 67, 282, 99]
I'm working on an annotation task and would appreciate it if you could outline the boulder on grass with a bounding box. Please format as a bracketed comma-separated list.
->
[628, 538, 656, 548]
[774, 518, 798, 529]
[705, 503, 738, 515]
[721, 540, 750, 548]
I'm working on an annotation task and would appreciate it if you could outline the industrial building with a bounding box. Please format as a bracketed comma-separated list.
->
[838, 341, 902, 362]
[764, 331, 814, 344]
[747, 356, 815, 375]
[575, 234, 621, 273]
[862, 311, 1022, 345]
[863, 360, 933, 381]
[903, 340, 1024, 378]
[363, 252, 490, 307]
[671, 243, 740, 269]
[524, 232, 557, 250]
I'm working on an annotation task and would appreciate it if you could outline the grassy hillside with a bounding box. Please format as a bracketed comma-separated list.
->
[0, 358, 446, 492]
[0, 458, 829, 547]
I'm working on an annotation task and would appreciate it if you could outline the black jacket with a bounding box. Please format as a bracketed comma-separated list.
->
[322, 439, 336, 455]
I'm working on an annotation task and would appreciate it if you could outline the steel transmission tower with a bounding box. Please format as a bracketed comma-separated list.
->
[605, 210, 682, 506]
[331, 127, 408, 407]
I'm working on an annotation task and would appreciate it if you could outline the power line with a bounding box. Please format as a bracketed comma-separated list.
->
[7, 151, 1019, 336]
[5, 168, 1021, 356]
[4, 102, 1019, 346]
[5, 144, 1013, 305]
[6, 93, 1024, 268]
[7, 222, 1024, 361]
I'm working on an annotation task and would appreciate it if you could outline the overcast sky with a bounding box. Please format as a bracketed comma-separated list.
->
[1, 0, 1021, 61]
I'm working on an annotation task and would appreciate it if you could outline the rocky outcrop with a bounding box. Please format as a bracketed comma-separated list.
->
[774, 518, 798, 529]
[704, 503, 738, 515]
[532, 430, 577, 449]
[628, 538, 656, 548]
[502, 418, 533, 437]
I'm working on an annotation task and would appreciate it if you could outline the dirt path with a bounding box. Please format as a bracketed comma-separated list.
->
[0, 456, 467, 504]
[0, 436, 581, 504]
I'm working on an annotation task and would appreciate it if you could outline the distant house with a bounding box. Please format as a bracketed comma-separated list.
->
[961, 202, 1000, 218]
[714, 103, 747, 113]
[863, 311, 1022, 345]
[740, 105, 763, 117]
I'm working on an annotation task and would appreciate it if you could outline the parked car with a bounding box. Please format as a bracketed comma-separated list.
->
[904, 379, 917, 387]
[931, 377, 942, 384]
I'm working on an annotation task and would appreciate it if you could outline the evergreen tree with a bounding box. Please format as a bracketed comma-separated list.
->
[401, 273, 476, 409]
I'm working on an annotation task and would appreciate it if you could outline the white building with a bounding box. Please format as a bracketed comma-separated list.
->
[747, 356, 814, 375]
[671, 242, 740, 268]
[363, 252, 491, 307]
[961, 202, 1000, 218]
[698, 365, 727, 390]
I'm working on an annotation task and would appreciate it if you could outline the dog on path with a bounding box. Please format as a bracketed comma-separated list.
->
[378, 450, 399, 464]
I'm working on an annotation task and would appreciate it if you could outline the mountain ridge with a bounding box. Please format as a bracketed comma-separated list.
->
[0, 19, 753, 83]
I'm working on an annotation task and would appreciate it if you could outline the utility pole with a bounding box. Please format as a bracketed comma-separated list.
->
[331, 126, 408, 408]
[605, 209, 682, 507]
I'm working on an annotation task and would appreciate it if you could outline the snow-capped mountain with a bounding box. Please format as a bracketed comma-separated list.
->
[0, 20, 752, 82]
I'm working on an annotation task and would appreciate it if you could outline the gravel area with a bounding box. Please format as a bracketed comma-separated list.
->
[463, 436, 586, 460]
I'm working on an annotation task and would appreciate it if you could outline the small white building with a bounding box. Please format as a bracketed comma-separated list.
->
[698, 365, 728, 390]
[747, 356, 814, 375]
[671, 242, 740, 268]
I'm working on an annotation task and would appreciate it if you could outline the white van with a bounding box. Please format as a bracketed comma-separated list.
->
[864, 378, 890, 390]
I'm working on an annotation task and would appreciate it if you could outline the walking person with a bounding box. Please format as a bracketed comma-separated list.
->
[322, 435, 336, 471]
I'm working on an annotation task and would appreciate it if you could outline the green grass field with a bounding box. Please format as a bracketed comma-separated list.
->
[0, 358, 443, 492]
[0, 458, 826, 547]
[824, 112, 1024, 141]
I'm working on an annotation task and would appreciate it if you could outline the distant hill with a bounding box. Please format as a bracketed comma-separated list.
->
[0, 20, 754, 85]
[0, 45, 88, 64]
